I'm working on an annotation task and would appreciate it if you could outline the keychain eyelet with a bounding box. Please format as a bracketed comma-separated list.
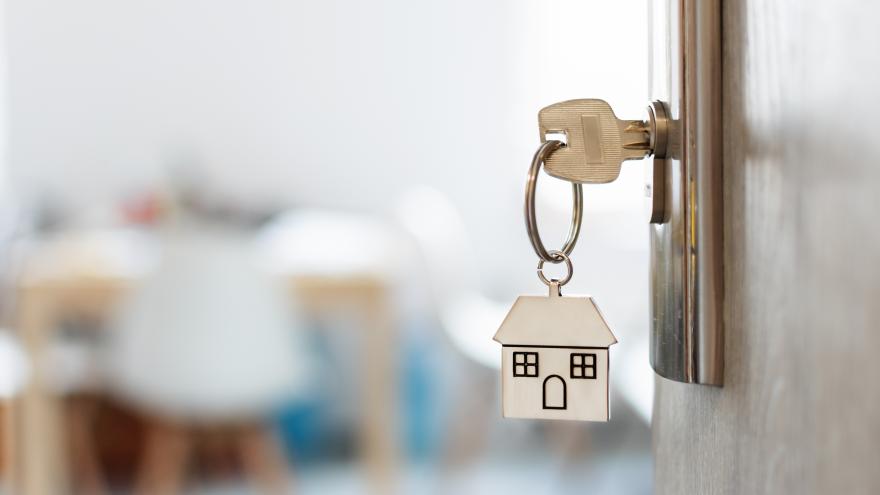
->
[525, 140, 583, 264]
[537, 250, 573, 287]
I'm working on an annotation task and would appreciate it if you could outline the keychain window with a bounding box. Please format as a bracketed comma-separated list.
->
[513, 352, 539, 377]
[570, 353, 596, 379]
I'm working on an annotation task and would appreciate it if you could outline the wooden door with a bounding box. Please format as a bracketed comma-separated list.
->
[652, 1, 880, 493]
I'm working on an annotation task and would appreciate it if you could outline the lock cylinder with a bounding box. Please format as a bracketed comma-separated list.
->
[647, 100, 669, 159]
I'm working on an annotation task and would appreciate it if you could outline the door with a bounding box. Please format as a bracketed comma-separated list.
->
[652, 1, 880, 493]
[542, 375, 567, 410]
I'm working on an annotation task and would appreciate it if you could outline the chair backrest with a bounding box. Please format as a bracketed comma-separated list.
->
[393, 186, 501, 369]
[392, 186, 477, 307]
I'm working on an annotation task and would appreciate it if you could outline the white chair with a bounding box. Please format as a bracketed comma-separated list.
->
[105, 215, 308, 494]
[393, 186, 506, 370]
[0, 329, 29, 400]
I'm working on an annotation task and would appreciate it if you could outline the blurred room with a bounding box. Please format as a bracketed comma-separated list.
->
[0, 1, 654, 494]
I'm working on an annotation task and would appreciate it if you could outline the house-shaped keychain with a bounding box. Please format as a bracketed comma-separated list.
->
[493, 290, 617, 421]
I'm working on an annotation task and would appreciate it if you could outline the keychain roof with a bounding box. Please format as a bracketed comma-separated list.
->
[493, 294, 617, 348]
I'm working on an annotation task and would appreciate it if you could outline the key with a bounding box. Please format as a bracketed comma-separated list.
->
[538, 99, 661, 184]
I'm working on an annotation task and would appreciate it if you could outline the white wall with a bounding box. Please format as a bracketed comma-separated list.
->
[6, 0, 513, 207]
[4, 0, 648, 298]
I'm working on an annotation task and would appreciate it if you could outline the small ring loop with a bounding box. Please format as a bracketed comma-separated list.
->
[525, 140, 583, 263]
[537, 250, 573, 286]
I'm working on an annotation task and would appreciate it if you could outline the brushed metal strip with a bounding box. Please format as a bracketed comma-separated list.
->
[648, 0, 723, 385]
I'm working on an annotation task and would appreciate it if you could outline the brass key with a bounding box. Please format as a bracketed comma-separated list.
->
[538, 99, 668, 184]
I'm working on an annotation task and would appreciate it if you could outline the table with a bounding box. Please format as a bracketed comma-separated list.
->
[8, 268, 397, 494]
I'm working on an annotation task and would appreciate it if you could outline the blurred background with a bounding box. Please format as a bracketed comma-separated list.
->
[0, 1, 653, 494]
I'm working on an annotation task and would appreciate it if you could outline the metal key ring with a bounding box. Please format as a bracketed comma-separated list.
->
[537, 250, 573, 287]
[525, 140, 583, 263]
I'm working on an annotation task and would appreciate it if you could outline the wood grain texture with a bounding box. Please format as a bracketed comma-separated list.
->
[653, 1, 880, 493]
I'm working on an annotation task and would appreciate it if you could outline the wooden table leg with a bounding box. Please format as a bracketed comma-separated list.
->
[360, 290, 396, 493]
[15, 286, 66, 495]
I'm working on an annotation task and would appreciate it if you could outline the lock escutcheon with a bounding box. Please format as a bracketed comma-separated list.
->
[645, 100, 669, 224]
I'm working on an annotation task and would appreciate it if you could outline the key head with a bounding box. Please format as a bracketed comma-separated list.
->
[538, 99, 650, 184]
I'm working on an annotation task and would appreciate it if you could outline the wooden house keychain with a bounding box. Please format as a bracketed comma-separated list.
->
[493, 140, 618, 422]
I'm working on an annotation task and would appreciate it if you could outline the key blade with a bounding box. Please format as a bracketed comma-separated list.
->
[538, 99, 650, 183]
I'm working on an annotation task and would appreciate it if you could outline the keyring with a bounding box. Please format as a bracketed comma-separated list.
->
[537, 250, 573, 287]
[525, 140, 583, 263]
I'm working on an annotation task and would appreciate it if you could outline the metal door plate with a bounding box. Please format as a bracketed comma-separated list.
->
[647, 0, 723, 385]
